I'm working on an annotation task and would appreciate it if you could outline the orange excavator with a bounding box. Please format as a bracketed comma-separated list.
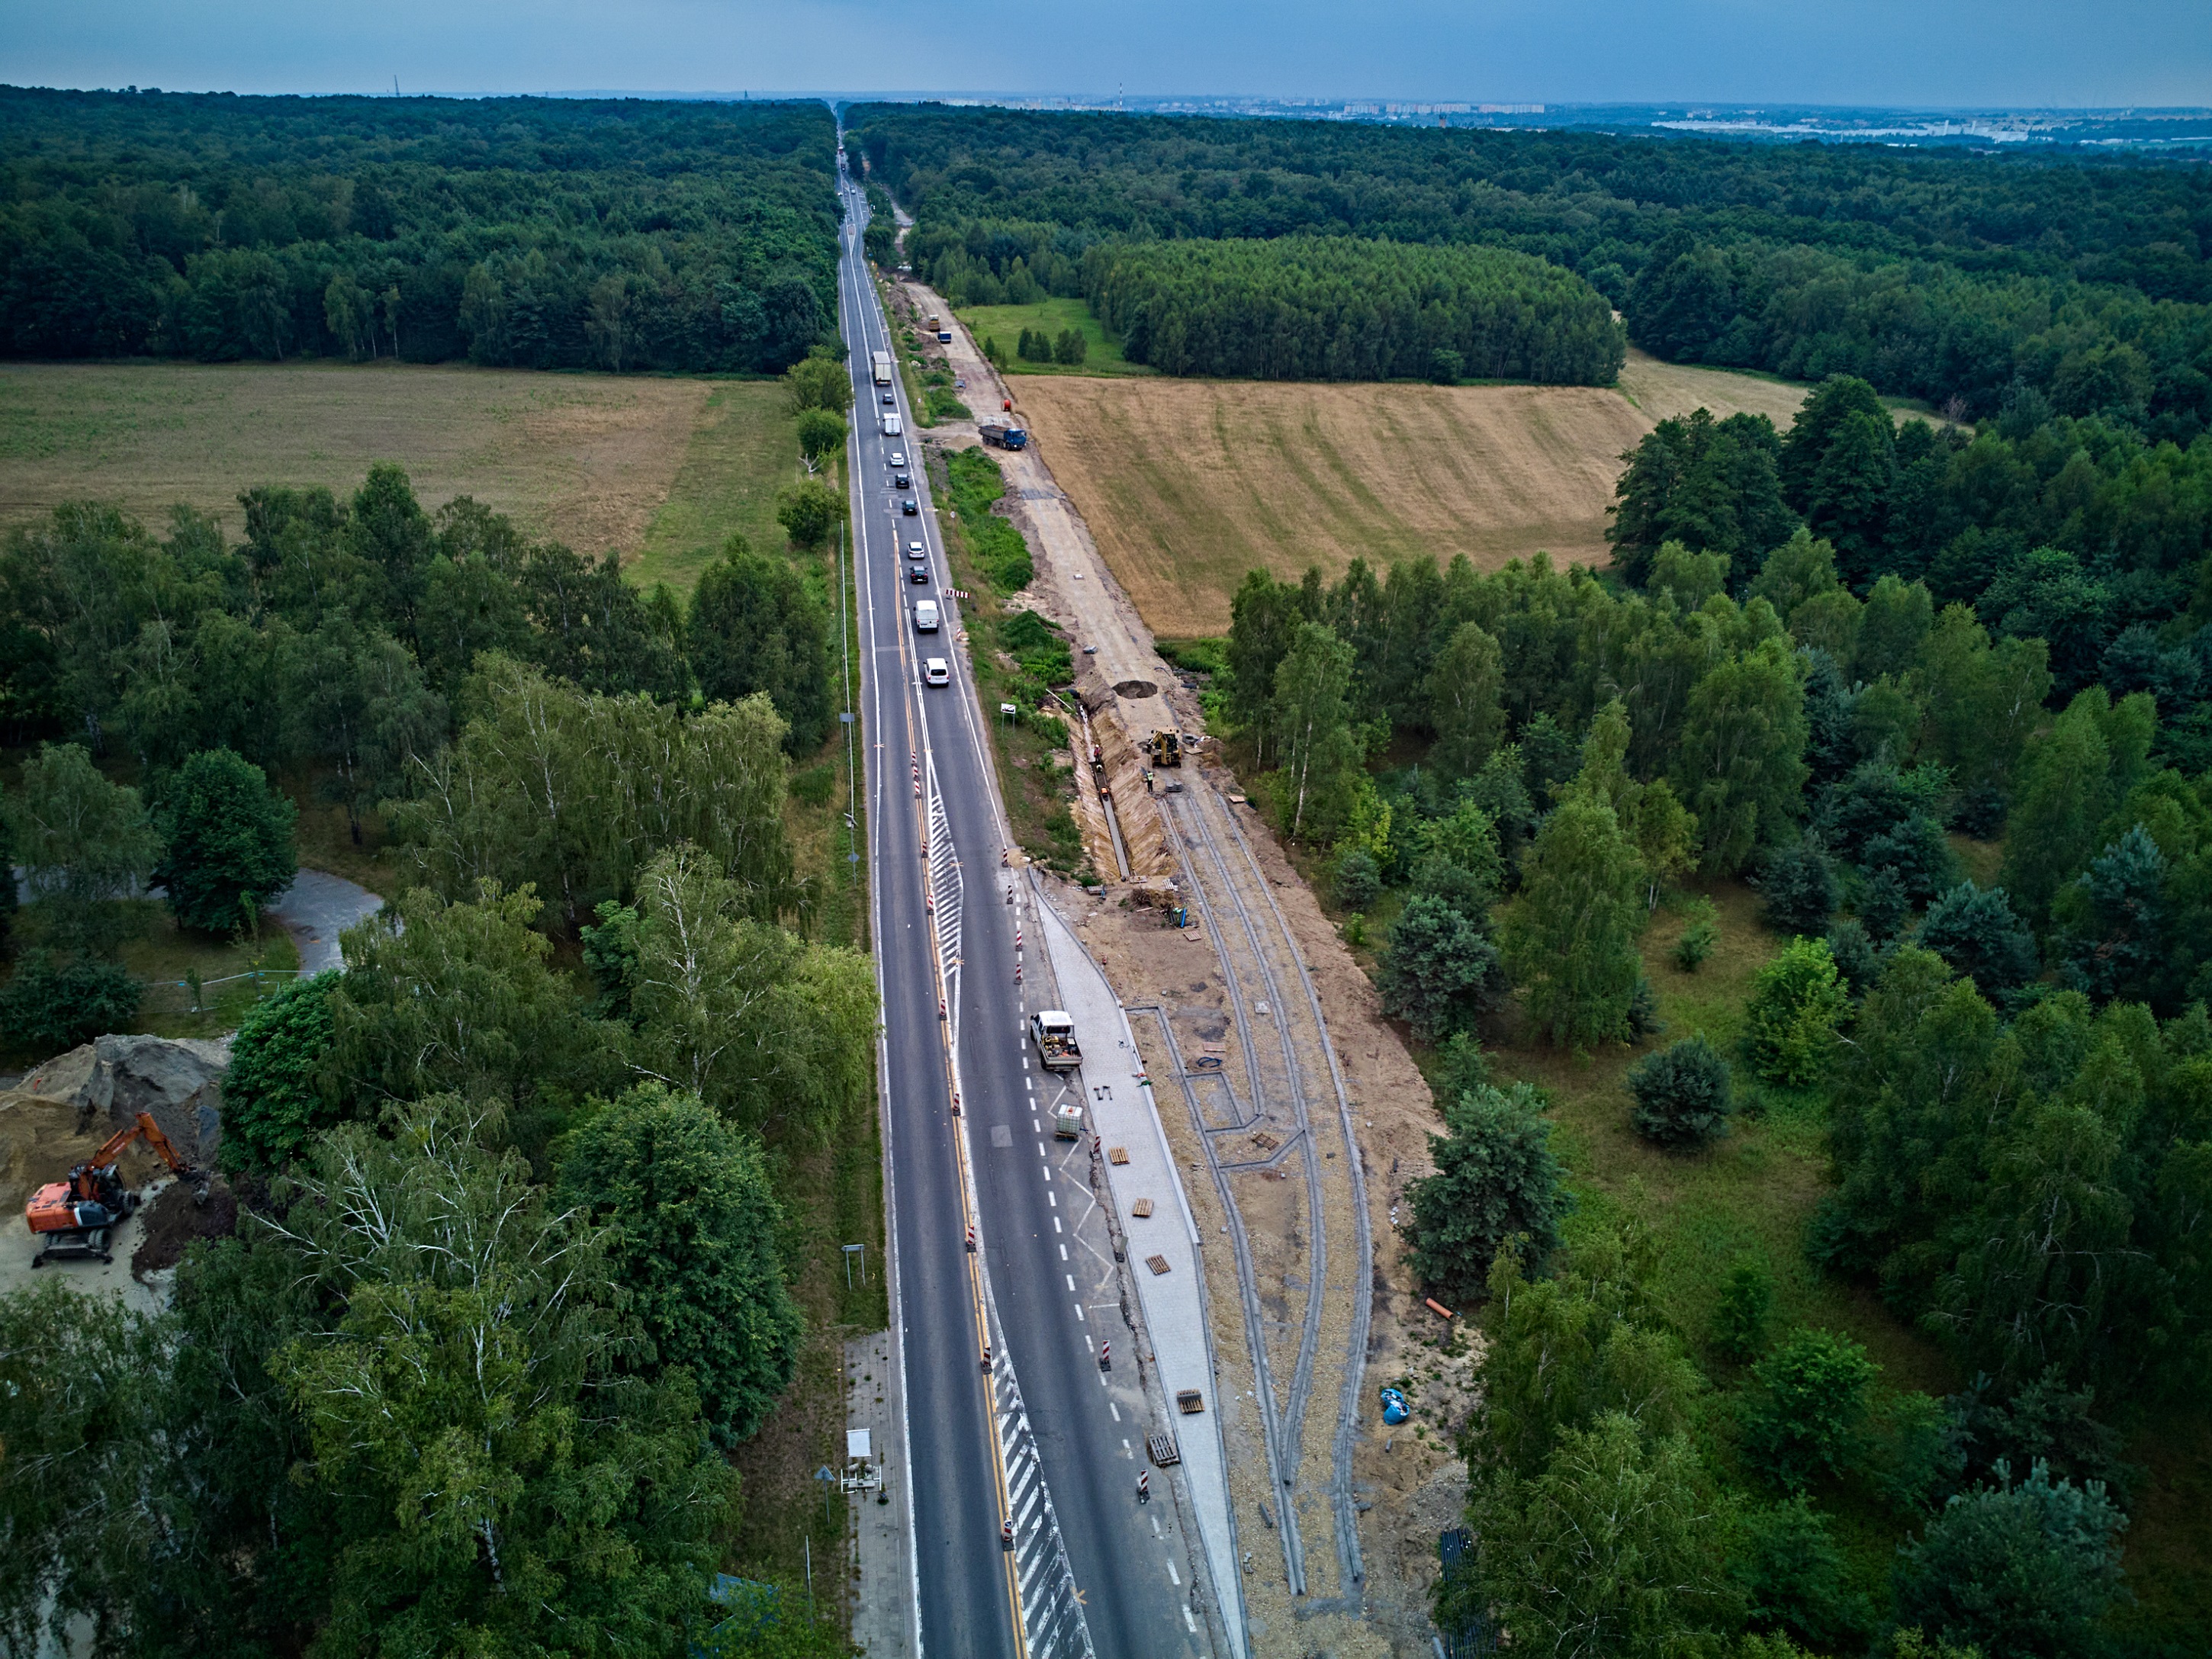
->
[24, 1111, 207, 1268]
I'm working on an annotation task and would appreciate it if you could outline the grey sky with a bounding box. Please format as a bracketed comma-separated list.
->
[5, 0, 2207, 107]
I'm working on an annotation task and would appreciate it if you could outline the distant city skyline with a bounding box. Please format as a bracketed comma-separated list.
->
[5, 1, 2207, 110]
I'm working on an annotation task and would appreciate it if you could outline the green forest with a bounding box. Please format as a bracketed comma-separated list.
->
[1206, 351, 2212, 1649]
[0, 88, 842, 371]
[0, 357, 867, 1654]
[1084, 236, 1622, 383]
[846, 102, 2212, 436]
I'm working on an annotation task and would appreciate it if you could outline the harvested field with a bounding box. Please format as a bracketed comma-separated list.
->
[0, 361, 799, 580]
[1616, 345, 1940, 429]
[1015, 375, 1645, 635]
[1009, 348, 1941, 636]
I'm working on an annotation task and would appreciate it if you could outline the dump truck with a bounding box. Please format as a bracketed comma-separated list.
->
[1030, 1010, 1082, 1071]
[871, 350, 893, 385]
[1053, 1101, 1086, 1138]
[978, 422, 1029, 452]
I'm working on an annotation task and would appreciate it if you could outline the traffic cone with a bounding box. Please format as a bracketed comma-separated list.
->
[1002, 1520, 1014, 1550]
[1137, 1471, 1149, 1503]
[1100, 1342, 1111, 1371]
[966, 1223, 976, 1252]
[981, 1342, 992, 1371]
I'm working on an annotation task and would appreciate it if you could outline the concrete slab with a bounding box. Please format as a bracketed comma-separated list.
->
[1033, 878, 1248, 1659]
[845, 1329, 915, 1657]
[263, 869, 384, 976]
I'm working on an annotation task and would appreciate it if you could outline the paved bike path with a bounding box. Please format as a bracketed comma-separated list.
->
[1033, 882, 1247, 1659]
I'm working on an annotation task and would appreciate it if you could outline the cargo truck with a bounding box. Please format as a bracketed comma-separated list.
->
[1030, 1010, 1082, 1071]
[978, 423, 1029, 452]
[871, 350, 893, 385]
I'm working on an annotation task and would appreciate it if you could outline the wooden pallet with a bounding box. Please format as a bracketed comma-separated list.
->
[1176, 1389, 1205, 1414]
[1108, 1146, 1130, 1165]
[1147, 1432, 1182, 1467]
[1131, 1198, 1155, 1218]
[1146, 1253, 1172, 1275]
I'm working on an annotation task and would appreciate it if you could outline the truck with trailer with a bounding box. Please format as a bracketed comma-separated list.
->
[1030, 1010, 1082, 1071]
[871, 349, 893, 385]
[978, 423, 1029, 452]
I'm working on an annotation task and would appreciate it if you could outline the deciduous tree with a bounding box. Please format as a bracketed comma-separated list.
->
[220, 970, 339, 1174]
[154, 747, 297, 935]
[1673, 638, 1809, 876]
[561, 1083, 802, 1445]
[1268, 622, 1364, 841]
[1500, 791, 1645, 1050]
[1743, 936, 1848, 1086]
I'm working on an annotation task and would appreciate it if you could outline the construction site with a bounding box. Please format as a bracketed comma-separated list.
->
[896, 273, 1477, 1655]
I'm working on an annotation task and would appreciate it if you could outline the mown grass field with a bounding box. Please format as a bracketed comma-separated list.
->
[0, 361, 805, 594]
[952, 295, 1149, 376]
[631, 379, 810, 592]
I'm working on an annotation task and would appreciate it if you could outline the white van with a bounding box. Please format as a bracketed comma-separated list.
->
[881, 413, 903, 436]
[924, 657, 950, 686]
[913, 600, 940, 632]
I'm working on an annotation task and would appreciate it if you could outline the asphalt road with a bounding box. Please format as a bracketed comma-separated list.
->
[837, 159, 1210, 1659]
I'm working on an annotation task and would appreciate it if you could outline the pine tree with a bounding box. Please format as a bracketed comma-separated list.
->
[1805, 410, 1895, 588]
[2058, 825, 2168, 1004]
[1407, 1081, 1570, 1304]
[1919, 882, 2038, 998]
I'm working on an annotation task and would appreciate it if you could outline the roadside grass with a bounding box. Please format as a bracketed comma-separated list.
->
[632, 381, 808, 594]
[121, 905, 305, 1040]
[723, 1113, 889, 1609]
[926, 445, 1087, 874]
[785, 470, 870, 953]
[952, 297, 1149, 377]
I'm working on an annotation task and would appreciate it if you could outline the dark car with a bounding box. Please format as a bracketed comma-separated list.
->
[901, 498, 919, 516]
[881, 391, 895, 405]
[908, 560, 930, 583]
[893, 471, 910, 488]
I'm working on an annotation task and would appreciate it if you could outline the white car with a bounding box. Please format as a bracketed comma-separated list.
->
[889, 451, 906, 467]
[924, 657, 950, 686]
[913, 600, 940, 632]
[906, 539, 925, 558]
